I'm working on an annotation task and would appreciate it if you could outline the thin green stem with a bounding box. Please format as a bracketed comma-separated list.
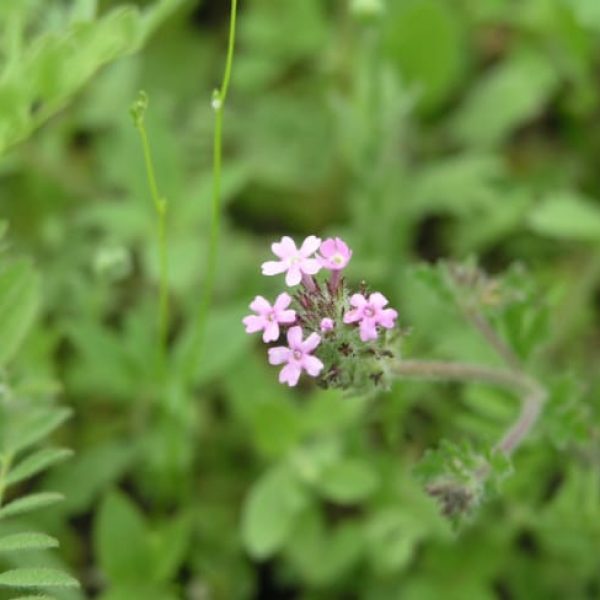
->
[184, 0, 238, 380]
[131, 93, 170, 374]
[391, 360, 546, 457]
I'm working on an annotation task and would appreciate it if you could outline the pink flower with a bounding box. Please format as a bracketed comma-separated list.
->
[343, 292, 397, 342]
[268, 326, 324, 386]
[320, 318, 334, 332]
[243, 293, 296, 342]
[261, 236, 322, 287]
[318, 237, 352, 271]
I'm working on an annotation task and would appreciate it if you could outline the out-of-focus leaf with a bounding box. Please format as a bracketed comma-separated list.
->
[241, 466, 306, 560]
[316, 459, 379, 504]
[385, 0, 467, 111]
[0, 259, 40, 365]
[94, 491, 153, 585]
[452, 51, 558, 147]
[528, 191, 600, 241]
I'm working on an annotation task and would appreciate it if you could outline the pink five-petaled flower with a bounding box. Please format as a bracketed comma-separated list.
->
[268, 326, 324, 387]
[318, 237, 352, 271]
[243, 293, 296, 343]
[343, 292, 398, 342]
[261, 236, 322, 287]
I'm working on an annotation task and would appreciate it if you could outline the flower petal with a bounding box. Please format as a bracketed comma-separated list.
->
[285, 265, 302, 286]
[343, 309, 361, 324]
[319, 238, 337, 258]
[301, 332, 321, 353]
[278, 309, 296, 323]
[249, 295, 271, 314]
[302, 355, 324, 377]
[279, 363, 301, 387]
[287, 326, 304, 349]
[350, 293, 367, 309]
[369, 292, 389, 309]
[272, 236, 297, 259]
[268, 346, 290, 365]
[300, 235, 321, 257]
[273, 292, 291, 311]
[263, 321, 280, 343]
[300, 258, 321, 275]
[262, 260, 287, 276]
[378, 308, 398, 329]
[359, 319, 378, 342]
[243, 315, 265, 333]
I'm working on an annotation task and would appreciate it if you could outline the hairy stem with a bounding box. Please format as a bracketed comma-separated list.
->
[391, 360, 546, 457]
[184, 0, 239, 380]
[132, 93, 170, 375]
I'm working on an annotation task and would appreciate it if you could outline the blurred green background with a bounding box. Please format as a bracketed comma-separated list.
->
[0, 0, 599, 598]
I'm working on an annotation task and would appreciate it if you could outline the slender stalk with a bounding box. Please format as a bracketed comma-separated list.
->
[184, 0, 239, 380]
[391, 360, 546, 456]
[131, 92, 170, 373]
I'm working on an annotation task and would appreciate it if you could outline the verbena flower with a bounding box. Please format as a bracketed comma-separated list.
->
[243, 293, 296, 342]
[247, 235, 400, 390]
[344, 292, 398, 341]
[268, 326, 323, 386]
[318, 237, 352, 271]
[261, 235, 321, 286]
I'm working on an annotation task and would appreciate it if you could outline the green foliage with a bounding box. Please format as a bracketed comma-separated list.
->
[0, 0, 598, 597]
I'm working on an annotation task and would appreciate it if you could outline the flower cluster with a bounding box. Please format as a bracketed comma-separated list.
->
[243, 236, 399, 390]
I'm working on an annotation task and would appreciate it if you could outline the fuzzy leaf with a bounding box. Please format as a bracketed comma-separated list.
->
[7, 448, 73, 486]
[0, 568, 78, 588]
[0, 532, 58, 553]
[4, 408, 72, 456]
[0, 493, 64, 520]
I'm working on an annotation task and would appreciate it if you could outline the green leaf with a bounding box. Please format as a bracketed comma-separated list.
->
[94, 491, 153, 585]
[385, 0, 467, 111]
[0, 492, 64, 520]
[7, 448, 73, 486]
[528, 192, 600, 241]
[365, 509, 425, 575]
[452, 51, 558, 147]
[4, 408, 72, 456]
[9, 596, 56, 600]
[0, 532, 58, 553]
[317, 459, 379, 504]
[0, 259, 40, 365]
[0, 568, 78, 588]
[241, 466, 306, 560]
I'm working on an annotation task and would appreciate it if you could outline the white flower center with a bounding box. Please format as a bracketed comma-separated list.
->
[364, 306, 375, 318]
[332, 253, 344, 266]
[267, 311, 276, 321]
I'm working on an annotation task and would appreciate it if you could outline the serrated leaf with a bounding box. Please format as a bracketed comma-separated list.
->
[7, 448, 73, 486]
[0, 493, 64, 520]
[0, 532, 58, 553]
[0, 259, 40, 365]
[0, 568, 78, 588]
[4, 408, 72, 456]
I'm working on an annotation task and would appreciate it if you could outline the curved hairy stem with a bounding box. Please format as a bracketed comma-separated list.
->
[391, 360, 546, 457]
